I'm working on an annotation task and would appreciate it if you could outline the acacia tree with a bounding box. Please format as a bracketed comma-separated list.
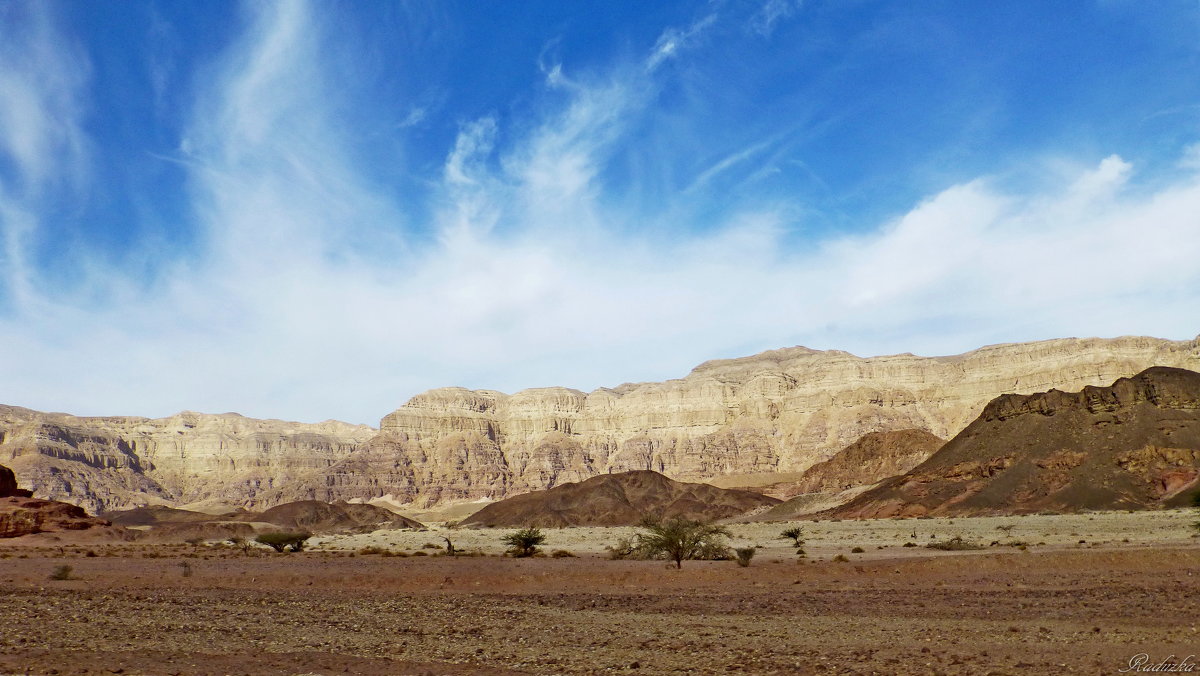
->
[502, 527, 546, 557]
[254, 532, 311, 553]
[636, 517, 731, 568]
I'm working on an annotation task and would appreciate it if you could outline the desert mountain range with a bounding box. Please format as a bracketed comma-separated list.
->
[2, 335, 1198, 515]
[830, 366, 1200, 517]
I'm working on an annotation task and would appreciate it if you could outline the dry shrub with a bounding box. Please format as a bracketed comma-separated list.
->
[735, 547, 756, 567]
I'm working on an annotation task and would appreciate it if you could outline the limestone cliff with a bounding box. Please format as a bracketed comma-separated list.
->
[3, 335, 1198, 512]
[368, 335, 1200, 506]
[0, 406, 374, 514]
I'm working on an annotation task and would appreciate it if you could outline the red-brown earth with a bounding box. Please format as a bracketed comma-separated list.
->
[1, 534, 1197, 675]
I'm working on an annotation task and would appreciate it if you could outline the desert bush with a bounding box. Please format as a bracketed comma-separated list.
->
[850, 546, 865, 553]
[551, 549, 576, 558]
[734, 547, 756, 567]
[227, 536, 253, 555]
[254, 532, 311, 553]
[926, 536, 984, 551]
[49, 564, 73, 581]
[421, 542, 440, 549]
[502, 527, 546, 558]
[411, 550, 428, 556]
[358, 546, 387, 555]
[635, 518, 731, 569]
[780, 527, 805, 547]
[832, 554, 849, 563]
[902, 542, 917, 547]
[605, 537, 655, 560]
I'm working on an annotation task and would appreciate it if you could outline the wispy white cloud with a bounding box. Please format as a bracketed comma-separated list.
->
[749, 0, 803, 37]
[686, 140, 775, 193]
[0, 4, 89, 310]
[647, 13, 718, 72]
[0, 2, 1197, 427]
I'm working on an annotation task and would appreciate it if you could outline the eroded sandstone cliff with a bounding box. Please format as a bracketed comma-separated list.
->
[3, 335, 1198, 512]
[0, 406, 374, 514]
[367, 335, 1200, 506]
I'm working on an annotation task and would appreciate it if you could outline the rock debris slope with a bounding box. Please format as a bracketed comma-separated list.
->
[2, 335, 1198, 512]
[832, 367, 1200, 517]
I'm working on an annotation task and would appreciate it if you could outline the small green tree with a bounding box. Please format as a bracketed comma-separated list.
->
[780, 526, 805, 548]
[636, 517, 731, 569]
[255, 532, 311, 553]
[502, 527, 546, 557]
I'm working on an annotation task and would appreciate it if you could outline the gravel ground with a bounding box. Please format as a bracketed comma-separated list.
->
[1, 513, 1198, 675]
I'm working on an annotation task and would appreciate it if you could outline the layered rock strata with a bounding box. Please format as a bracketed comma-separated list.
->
[3, 335, 1198, 512]
[832, 367, 1200, 517]
[370, 335, 1199, 506]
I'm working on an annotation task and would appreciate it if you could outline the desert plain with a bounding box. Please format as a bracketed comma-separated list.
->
[2, 511, 1198, 675]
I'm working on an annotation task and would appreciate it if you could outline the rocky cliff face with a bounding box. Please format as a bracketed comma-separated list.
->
[0, 406, 374, 514]
[831, 367, 1200, 517]
[3, 335, 1198, 512]
[368, 335, 1199, 506]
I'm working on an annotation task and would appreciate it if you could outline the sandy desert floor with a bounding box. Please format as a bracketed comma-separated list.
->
[1, 511, 1198, 675]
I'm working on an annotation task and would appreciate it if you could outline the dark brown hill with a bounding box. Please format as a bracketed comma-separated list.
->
[782, 429, 945, 496]
[249, 500, 424, 533]
[750, 429, 944, 521]
[461, 470, 781, 528]
[102, 505, 222, 527]
[832, 367, 1200, 518]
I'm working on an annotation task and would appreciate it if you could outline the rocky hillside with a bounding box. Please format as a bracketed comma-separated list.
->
[461, 470, 780, 527]
[0, 406, 374, 514]
[0, 463, 113, 538]
[831, 367, 1200, 517]
[3, 335, 1198, 512]
[369, 335, 1198, 507]
[777, 429, 945, 496]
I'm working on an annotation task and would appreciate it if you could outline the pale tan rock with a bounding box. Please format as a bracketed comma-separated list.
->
[2, 335, 1198, 512]
[368, 335, 1200, 507]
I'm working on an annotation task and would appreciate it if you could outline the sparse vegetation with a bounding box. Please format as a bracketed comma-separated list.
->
[780, 527, 805, 547]
[735, 547, 756, 567]
[635, 517, 731, 569]
[926, 536, 984, 551]
[502, 527, 546, 558]
[254, 532, 311, 553]
[850, 546, 864, 553]
[49, 564, 73, 580]
[227, 536, 254, 555]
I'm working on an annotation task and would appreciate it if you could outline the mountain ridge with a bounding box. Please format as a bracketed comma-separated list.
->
[2, 334, 1197, 513]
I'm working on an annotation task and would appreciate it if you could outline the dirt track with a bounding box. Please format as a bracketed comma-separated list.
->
[2, 536, 1199, 675]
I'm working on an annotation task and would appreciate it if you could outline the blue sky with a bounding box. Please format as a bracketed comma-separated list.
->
[1, 1, 1199, 425]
